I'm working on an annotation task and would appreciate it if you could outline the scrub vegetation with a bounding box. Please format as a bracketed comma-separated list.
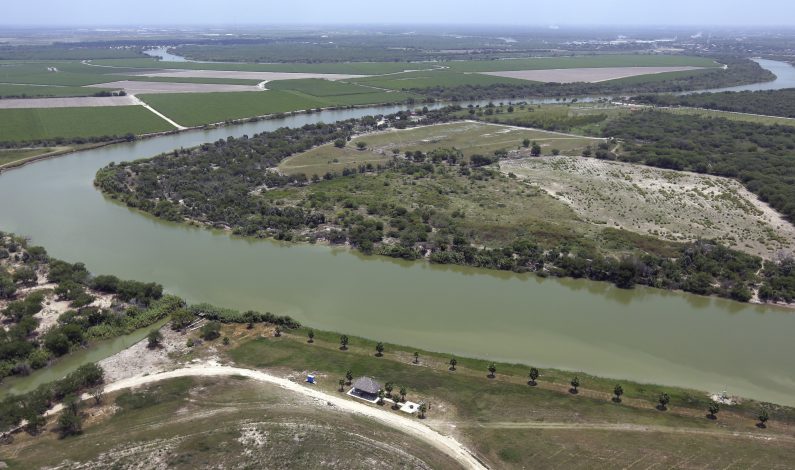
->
[94, 107, 795, 303]
[0, 233, 175, 385]
[631, 88, 795, 118]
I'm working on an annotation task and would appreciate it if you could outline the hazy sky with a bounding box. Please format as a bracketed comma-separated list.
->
[1, 0, 792, 26]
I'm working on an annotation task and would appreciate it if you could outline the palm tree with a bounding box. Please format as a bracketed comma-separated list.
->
[307, 330, 315, 343]
[375, 342, 384, 357]
[274, 326, 281, 337]
[418, 403, 427, 419]
[385, 382, 394, 398]
[340, 335, 349, 350]
[338, 378, 345, 392]
[399, 387, 407, 402]
[345, 370, 353, 385]
[658, 392, 670, 411]
[377, 389, 385, 405]
[570, 376, 580, 394]
[449, 357, 457, 371]
[708, 402, 720, 419]
[413, 351, 419, 364]
[487, 363, 497, 378]
[613, 384, 624, 403]
[758, 409, 769, 428]
[528, 368, 539, 386]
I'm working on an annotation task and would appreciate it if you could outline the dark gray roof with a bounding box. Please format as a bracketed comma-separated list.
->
[352, 376, 381, 394]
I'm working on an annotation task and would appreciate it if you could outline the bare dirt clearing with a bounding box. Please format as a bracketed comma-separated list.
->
[481, 66, 704, 83]
[87, 80, 262, 94]
[130, 69, 367, 81]
[0, 96, 137, 109]
[501, 156, 795, 259]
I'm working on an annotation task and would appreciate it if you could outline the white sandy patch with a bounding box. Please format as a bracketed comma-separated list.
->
[34, 294, 71, 334]
[481, 66, 704, 83]
[87, 80, 262, 94]
[129, 69, 366, 82]
[98, 327, 188, 383]
[0, 96, 138, 109]
[502, 156, 795, 259]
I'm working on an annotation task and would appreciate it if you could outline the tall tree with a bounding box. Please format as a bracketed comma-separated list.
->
[307, 330, 315, 343]
[449, 357, 457, 371]
[658, 392, 670, 411]
[375, 342, 384, 357]
[708, 402, 720, 419]
[487, 363, 497, 378]
[340, 335, 349, 350]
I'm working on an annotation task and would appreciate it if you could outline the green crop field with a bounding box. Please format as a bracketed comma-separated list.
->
[443, 54, 718, 72]
[0, 147, 57, 166]
[351, 69, 532, 90]
[0, 83, 114, 98]
[0, 61, 143, 86]
[0, 107, 175, 142]
[139, 91, 325, 126]
[91, 58, 440, 75]
[140, 89, 413, 127]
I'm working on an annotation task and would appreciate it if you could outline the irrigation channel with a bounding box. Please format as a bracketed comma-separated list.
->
[2, 61, 795, 405]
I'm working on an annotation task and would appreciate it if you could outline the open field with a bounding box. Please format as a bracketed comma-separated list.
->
[138, 91, 327, 126]
[278, 121, 602, 177]
[87, 80, 262, 94]
[91, 58, 441, 74]
[138, 89, 413, 127]
[350, 69, 532, 89]
[0, 106, 174, 141]
[659, 105, 795, 126]
[0, 95, 136, 109]
[482, 66, 706, 83]
[0, 83, 115, 98]
[443, 55, 718, 73]
[134, 69, 366, 81]
[267, 78, 386, 96]
[0, 376, 459, 469]
[0, 147, 61, 166]
[501, 156, 795, 259]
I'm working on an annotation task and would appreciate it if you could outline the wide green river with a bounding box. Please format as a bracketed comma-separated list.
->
[1, 97, 794, 405]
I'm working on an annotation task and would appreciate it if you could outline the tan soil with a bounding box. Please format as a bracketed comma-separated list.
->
[87, 80, 262, 94]
[481, 66, 704, 83]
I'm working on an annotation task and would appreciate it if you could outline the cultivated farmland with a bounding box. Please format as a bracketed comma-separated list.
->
[0, 106, 175, 142]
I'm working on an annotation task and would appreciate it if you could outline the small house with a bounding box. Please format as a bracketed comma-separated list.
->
[350, 376, 381, 401]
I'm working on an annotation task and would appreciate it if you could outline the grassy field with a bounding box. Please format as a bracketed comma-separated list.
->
[0, 61, 142, 86]
[267, 78, 383, 96]
[659, 106, 795, 126]
[443, 55, 718, 73]
[0, 147, 58, 166]
[464, 103, 630, 136]
[0, 376, 458, 469]
[222, 326, 795, 469]
[0, 107, 175, 141]
[278, 121, 601, 177]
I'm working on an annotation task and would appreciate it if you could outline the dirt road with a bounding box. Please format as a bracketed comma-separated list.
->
[51, 364, 487, 470]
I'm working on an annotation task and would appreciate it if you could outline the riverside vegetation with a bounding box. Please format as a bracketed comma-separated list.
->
[95, 106, 795, 304]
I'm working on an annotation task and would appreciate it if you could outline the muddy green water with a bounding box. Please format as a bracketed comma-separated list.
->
[1, 91, 795, 405]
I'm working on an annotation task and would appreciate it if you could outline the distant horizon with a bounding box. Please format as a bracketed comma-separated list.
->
[1, 0, 793, 28]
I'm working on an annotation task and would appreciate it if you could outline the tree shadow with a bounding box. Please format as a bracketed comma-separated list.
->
[612, 397, 622, 403]
[527, 380, 537, 387]
[656, 404, 668, 411]
[756, 422, 767, 429]
[569, 388, 579, 395]
[706, 414, 717, 420]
